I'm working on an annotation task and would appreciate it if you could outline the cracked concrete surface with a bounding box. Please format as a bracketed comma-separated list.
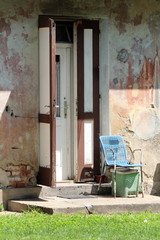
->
[8, 194, 160, 214]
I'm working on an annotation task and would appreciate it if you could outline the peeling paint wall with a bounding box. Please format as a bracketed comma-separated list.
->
[0, 1, 39, 187]
[0, 0, 160, 194]
[108, 0, 160, 195]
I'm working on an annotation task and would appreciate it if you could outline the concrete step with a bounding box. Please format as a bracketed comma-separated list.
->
[0, 183, 111, 210]
[0, 186, 41, 210]
[8, 194, 160, 214]
[39, 182, 112, 198]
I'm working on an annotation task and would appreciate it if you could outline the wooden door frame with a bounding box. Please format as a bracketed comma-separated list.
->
[77, 20, 100, 182]
[37, 16, 56, 186]
[37, 17, 100, 185]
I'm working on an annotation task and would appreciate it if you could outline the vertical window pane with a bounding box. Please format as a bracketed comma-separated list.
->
[40, 123, 50, 168]
[84, 120, 93, 164]
[39, 28, 50, 114]
[84, 29, 93, 112]
[56, 55, 60, 117]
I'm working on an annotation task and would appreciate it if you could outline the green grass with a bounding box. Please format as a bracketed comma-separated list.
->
[0, 211, 159, 240]
[0, 204, 4, 212]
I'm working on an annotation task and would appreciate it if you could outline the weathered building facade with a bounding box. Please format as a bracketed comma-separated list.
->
[0, 0, 160, 194]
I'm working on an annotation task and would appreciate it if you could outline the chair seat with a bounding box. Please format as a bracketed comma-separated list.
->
[107, 162, 142, 167]
[116, 163, 142, 167]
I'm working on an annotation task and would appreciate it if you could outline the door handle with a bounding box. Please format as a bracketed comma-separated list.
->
[44, 104, 60, 109]
[64, 100, 68, 118]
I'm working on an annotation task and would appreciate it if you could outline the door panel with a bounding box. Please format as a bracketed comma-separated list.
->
[56, 46, 72, 181]
[37, 17, 56, 186]
[77, 20, 100, 182]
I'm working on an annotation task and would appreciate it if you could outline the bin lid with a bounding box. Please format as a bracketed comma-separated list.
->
[110, 168, 138, 174]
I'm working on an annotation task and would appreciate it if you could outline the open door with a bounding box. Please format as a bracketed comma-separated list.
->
[37, 16, 56, 186]
[77, 20, 100, 182]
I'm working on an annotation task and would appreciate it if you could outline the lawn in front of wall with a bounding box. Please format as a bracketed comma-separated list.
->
[0, 211, 159, 240]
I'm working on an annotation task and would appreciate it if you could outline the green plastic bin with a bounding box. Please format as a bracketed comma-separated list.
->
[112, 169, 139, 197]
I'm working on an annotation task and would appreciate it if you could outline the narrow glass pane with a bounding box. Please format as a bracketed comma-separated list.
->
[56, 55, 60, 117]
[40, 123, 50, 168]
[56, 22, 73, 43]
[84, 120, 93, 164]
[39, 28, 50, 114]
[84, 29, 93, 112]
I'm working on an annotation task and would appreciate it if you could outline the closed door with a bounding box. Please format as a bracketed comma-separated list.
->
[56, 45, 72, 181]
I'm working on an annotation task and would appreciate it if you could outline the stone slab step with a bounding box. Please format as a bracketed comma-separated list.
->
[0, 183, 112, 210]
[8, 194, 160, 214]
[39, 183, 112, 198]
[0, 186, 41, 210]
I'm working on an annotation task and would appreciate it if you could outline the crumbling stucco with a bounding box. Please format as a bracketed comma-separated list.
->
[0, 168, 9, 186]
[108, 1, 160, 195]
[0, 0, 160, 194]
[0, 1, 39, 187]
[130, 108, 160, 140]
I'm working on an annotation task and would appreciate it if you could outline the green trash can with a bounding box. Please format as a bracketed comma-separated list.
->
[112, 168, 139, 197]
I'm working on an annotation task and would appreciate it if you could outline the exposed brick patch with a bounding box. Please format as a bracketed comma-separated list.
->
[6, 164, 35, 188]
[16, 183, 26, 188]
[19, 166, 26, 171]
[7, 165, 20, 171]
[26, 166, 31, 171]
[6, 171, 11, 177]
[12, 171, 21, 177]
[21, 170, 31, 176]
[8, 183, 17, 188]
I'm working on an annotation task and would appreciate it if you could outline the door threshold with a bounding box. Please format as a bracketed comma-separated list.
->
[56, 181, 96, 187]
[56, 180, 74, 184]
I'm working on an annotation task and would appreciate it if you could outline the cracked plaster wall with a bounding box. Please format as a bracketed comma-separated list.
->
[38, 0, 160, 194]
[0, 0, 160, 193]
[0, 0, 39, 187]
[108, 1, 160, 194]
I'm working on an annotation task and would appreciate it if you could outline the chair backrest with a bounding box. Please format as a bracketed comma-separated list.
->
[99, 136, 128, 166]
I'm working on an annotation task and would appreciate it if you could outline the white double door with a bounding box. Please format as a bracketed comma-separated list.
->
[56, 44, 72, 181]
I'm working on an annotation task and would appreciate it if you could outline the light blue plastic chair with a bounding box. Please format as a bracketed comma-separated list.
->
[99, 136, 144, 197]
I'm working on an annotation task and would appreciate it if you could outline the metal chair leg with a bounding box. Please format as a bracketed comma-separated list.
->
[141, 166, 144, 198]
[98, 163, 106, 192]
[114, 164, 116, 198]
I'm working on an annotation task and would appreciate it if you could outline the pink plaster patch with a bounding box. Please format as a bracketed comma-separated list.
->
[16, 4, 34, 18]
[21, 33, 29, 40]
[5, 52, 21, 74]
[0, 36, 8, 57]
[0, 18, 11, 36]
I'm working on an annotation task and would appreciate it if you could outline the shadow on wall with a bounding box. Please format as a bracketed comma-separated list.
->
[0, 88, 38, 187]
[151, 163, 160, 196]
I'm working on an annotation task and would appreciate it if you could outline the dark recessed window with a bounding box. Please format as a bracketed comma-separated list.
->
[56, 22, 73, 43]
[56, 55, 60, 117]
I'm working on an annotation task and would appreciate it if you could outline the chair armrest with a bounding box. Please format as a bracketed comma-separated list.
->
[126, 146, 134, 163]
[105, 148, 115, 159]
[132, 149, 143, 164]
[127, 146, 143, 164]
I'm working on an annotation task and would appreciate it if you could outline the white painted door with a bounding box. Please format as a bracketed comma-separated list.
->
[56, 44, 72, 181]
